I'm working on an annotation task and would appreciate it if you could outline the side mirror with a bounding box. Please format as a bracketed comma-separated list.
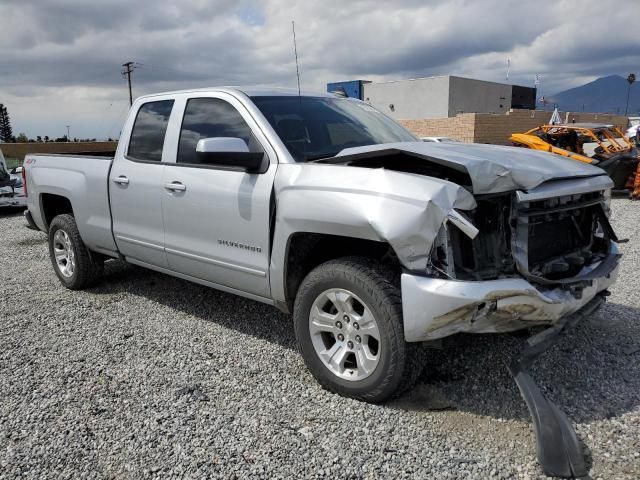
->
[10, 166, 23, 174]
[195, 137, 265, 172]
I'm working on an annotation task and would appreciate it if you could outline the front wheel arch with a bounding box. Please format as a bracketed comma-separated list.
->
[293, 256, 423, 403]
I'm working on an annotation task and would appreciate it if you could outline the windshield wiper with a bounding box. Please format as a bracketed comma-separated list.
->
[304, 152, 340, 162]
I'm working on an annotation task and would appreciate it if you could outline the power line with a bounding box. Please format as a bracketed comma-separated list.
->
[106, 102, 131, 140]
[121, 61, 138, 106]
[135, 62, 183, 75]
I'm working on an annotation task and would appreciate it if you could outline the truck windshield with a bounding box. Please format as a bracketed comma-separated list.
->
[251, 96, 417, 162]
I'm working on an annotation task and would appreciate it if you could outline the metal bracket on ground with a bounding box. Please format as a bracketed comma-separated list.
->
[508, 294, 605, 478]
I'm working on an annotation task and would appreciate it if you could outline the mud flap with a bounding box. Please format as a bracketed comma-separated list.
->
[508, 295, 605, 478]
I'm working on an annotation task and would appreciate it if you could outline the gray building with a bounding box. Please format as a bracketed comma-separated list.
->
[328, 75, 536, 120]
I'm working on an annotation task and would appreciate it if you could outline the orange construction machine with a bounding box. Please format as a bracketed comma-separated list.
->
[510, 123, 640, 197]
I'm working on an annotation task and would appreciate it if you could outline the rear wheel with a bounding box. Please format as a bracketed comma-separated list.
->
[294, 257, 422, 403]
[48, 214, 103, 289]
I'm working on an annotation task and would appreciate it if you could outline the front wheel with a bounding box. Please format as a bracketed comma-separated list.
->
[48, 214, 103, 290]
[293, 257, 422, 403]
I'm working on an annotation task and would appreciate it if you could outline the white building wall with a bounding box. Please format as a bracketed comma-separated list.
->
[448, 76, 512, 116]
[362, 76, 450, 120]
[361, 75, 514, 120]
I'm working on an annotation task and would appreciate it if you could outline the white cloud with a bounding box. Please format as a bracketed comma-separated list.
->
[1, 0, 638, 137]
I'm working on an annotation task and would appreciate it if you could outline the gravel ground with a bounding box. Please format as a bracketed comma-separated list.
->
[0, 199, 638, 479]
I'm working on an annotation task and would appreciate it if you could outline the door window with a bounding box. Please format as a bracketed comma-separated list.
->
[177, 98, 260, 165]
[127, 100, 174, 162]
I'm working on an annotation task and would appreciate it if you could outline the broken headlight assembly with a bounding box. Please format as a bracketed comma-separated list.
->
[426, 209, 478, 280]
[427, 195, 516, 281]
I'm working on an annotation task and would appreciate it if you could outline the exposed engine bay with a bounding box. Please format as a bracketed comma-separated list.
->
[427, 190, 617, 295]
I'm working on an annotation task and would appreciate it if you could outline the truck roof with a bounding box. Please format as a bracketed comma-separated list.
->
[137, 86, 336, 101]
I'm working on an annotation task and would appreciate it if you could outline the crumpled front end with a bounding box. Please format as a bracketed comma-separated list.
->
[402, 175, 620, 341]
[270, 163, 478, 307]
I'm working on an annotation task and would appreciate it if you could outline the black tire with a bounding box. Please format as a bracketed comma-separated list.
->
[48, 214, 103, 290]
[293, 257, 423, 403]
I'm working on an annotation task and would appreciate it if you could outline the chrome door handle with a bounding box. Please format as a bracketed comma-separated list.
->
[113, 175, 129, 185]
[164, 181, 186, 192]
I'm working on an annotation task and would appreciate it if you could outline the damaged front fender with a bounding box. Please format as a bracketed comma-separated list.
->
[269, 163, 475, 305]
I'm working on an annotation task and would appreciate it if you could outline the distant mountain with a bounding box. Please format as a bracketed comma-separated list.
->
[549, 75, 639, 116]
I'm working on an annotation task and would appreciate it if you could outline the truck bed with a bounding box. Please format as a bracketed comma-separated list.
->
[25, 153, 118, 255]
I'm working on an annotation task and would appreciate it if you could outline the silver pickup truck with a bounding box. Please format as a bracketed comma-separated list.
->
[24, 87, 621, 398]
[23, 88, 621, 475]
[24, 88, 620, 392]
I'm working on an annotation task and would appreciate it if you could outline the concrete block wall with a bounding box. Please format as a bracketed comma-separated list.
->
[399, 114, 476, 142]
[473, 110, 629, 145]
[0, 141, 118, 161]
[400, 110, 629, 145]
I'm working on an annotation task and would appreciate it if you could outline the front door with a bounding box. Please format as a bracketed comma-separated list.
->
[110, 99, 174, 268]
[161, 95, 277, 298]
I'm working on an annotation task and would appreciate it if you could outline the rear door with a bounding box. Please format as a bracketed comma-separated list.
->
[160, 93, 277, 298]
[110, 99, 174, 267]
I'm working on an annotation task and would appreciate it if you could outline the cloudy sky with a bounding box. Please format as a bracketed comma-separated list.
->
[1, 0, 639, 139]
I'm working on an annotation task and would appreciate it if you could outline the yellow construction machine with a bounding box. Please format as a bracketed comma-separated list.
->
[510, 123, 640, 197]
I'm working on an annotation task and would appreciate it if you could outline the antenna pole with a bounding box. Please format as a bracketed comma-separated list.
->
[292, 21, 301, 96]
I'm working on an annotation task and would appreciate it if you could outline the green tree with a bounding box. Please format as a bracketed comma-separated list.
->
[626, 73, 636, 116]
[15, 132, 29, 143]
[0, 104, 14, 142]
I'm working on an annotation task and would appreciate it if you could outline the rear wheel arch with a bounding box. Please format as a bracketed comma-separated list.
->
[47, 214, 104, 289]
[40, 193, 74, 229]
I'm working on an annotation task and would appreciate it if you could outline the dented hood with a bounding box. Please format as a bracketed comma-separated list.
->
[332, 142, 608, 194]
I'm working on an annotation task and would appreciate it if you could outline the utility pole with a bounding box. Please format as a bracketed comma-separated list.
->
[121, 61, 137, 106]
[66, 125, 70, 141]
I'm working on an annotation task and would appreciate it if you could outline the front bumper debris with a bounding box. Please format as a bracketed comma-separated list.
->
[508, 294, 605, 478]
[401, 242, 619, 342]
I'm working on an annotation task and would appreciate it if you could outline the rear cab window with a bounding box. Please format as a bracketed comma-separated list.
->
[127, 100, 174, 162]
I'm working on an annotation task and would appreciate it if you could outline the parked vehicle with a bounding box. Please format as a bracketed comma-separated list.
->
[627, 116, 640, 135]
[24, 88, 621, 477]
[626, 123, 640, 145]
[0, 148, 26, 208]
[421, 136, 460, 143]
